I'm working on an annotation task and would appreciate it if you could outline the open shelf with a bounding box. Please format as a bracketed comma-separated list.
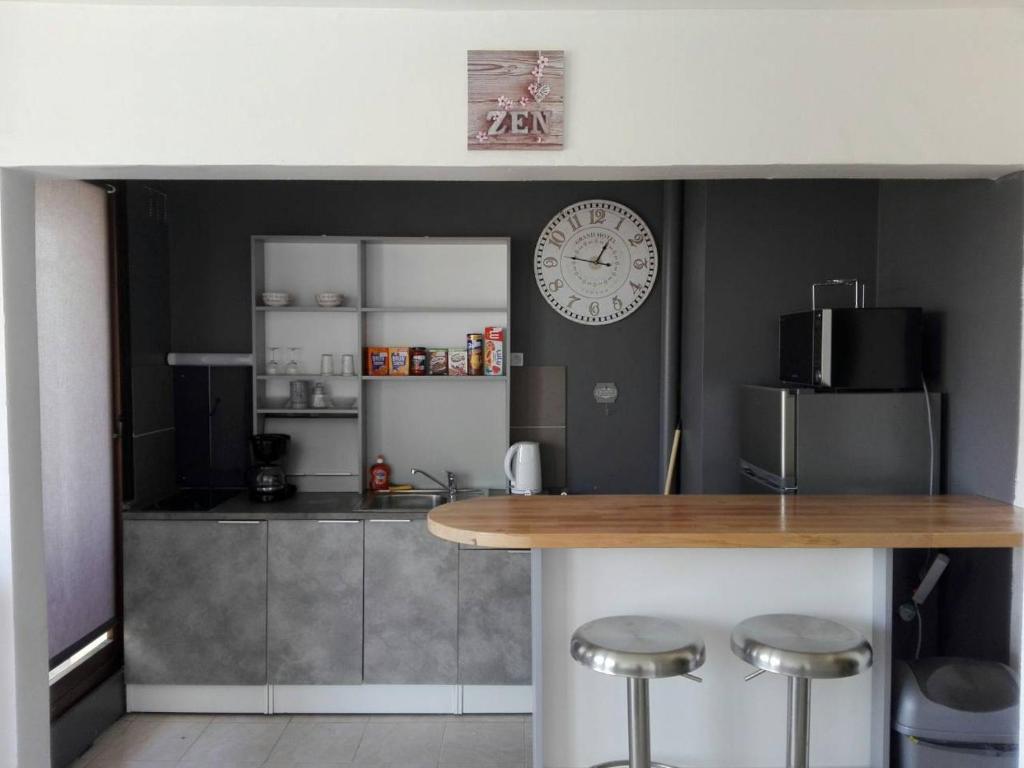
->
[361, 375, 507, 382]
[257, 374, 360, 381]
[256, 305, 360, 313]
[361, 306, 507, 313]
[254, 235, 510, 491]
[256, 408, 359, 418]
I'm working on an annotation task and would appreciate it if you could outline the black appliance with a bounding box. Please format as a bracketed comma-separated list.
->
[248, 433, 296, 503]
[779, 307, 923, 390]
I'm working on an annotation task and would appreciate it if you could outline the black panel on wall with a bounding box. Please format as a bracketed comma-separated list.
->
[122, 182, 176, 506]
[681, 180, 881, 493]
[161, 181, 665, 493]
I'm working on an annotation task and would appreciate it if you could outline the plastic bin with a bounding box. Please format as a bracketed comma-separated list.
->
[893, 657, 1019, 767]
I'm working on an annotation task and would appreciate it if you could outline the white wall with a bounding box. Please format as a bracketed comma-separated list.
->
[0, 4, 1021, 178]
[0, 170, 50, 768]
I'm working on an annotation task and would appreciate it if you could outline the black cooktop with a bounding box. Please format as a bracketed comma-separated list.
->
[143, 488, 242, 512]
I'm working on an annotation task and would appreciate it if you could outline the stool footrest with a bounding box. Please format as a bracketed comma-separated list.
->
[590, 762, 680, 768]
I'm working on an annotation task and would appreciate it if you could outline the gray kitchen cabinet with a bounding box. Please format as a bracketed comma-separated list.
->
[458, 549, 532, 684]
[363, 517, 458, 683]
[268, 519, 364, 684]
[123, 519, 267, 685]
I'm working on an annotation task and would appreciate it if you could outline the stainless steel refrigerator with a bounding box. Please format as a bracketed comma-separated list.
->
[739, 385, 941, 494]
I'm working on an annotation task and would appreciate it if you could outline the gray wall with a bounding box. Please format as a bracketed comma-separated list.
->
[877, 174, 1023, 503]
[161, 181, 665, 494]
[681, 180, 881, 492]
[878, 173, 1024, 664]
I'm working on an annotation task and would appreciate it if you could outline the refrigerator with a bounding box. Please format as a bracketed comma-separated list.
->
[739, 385, 941, 494]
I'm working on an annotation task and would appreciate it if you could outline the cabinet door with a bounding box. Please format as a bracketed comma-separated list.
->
[363, 517, 458, 683]
[268, 519, 363, 684]
[458, 549, 532, 685]
[123, 519, 267, 685]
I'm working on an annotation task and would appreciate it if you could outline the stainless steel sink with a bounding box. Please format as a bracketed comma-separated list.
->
[356, 488, 490, 512]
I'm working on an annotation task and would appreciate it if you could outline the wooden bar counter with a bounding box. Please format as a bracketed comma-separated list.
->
[430, 495, 1023, 767]
[427, 494, 1024, 549]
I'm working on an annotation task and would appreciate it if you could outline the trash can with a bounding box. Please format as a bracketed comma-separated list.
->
[893, 657, 1019, 767]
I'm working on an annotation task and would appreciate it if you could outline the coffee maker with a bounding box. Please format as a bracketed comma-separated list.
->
[248, 433, 296, 502]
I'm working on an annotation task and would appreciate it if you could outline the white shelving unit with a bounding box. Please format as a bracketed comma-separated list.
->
[252, 236, 510, 492]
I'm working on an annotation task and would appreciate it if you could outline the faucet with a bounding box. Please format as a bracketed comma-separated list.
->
[411, 468, 458, 500]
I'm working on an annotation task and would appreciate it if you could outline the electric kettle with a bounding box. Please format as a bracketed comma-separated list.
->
[504, 441, 542, 495]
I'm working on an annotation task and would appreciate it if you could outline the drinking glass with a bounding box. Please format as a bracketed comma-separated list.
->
[266, 346, 280, 375]
[285, 347, 302, 375]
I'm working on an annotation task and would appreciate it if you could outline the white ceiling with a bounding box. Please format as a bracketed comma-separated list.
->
[5, 0, 1022, 8]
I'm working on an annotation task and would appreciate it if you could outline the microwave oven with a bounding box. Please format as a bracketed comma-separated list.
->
[779, 307, 923, 390]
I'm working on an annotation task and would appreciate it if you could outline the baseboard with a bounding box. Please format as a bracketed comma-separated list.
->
[126, 682, 533, 715]
[271, 684, 459, 714]
[462, 685, 533, 713]
[51, 670, 126, 768]
[126, 684, 268, 713]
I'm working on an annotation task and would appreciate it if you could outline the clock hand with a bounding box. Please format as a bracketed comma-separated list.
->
[592, 241, 611, 264]
[568, 255, 610, 267]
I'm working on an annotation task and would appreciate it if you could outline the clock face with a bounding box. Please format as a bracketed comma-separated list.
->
[534, 199, 658, 325]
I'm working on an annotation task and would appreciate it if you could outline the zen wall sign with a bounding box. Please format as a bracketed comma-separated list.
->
[467, 50, 564, 150]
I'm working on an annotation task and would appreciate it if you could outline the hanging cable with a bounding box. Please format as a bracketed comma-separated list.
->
[921, 374, 935, 495]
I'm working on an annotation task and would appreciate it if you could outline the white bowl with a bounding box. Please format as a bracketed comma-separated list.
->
[262, 291, 292, 307]
[315, 292, 344, 307]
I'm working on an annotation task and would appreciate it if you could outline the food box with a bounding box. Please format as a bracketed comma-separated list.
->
[388, 347, 410, 376]
[484, 326, 505, 376]
[448, 347, 468, 376]
[366, 347, 389, 376]
[410, 347, 428, 376]
[429, 348, 448, 375]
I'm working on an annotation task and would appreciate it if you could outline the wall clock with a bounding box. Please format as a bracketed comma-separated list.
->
[534, 199, 658, 325]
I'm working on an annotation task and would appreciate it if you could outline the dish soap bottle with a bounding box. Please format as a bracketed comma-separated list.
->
[369, 455, 391, 492]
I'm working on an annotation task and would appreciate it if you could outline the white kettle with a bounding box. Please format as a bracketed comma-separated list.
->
[504, 441, 542, 495]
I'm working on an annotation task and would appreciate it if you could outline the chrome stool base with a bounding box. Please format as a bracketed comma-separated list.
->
[591, 762, 678, 768]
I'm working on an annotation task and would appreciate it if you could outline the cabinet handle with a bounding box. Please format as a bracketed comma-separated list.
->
[317, 519, 361, 524]
[368, 519, 412, 523]
[217, 520, 262, 525]
[508, 550, 531, 554]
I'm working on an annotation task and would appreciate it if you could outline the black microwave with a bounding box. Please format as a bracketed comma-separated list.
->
[779, 307, 923, 390]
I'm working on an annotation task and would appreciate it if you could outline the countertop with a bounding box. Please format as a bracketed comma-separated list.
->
[123, 492, 406, 521]
[426, 494, 1024, 549]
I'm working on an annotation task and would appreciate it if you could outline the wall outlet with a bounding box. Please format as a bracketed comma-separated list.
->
[509, 352, 524, 367]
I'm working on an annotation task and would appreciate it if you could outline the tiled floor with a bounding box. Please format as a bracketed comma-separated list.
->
[71, 713, 533, 768]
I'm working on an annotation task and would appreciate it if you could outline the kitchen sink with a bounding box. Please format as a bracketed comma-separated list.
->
[356, 488, 491, 512]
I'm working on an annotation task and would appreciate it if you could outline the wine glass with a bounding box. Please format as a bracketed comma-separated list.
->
[285, 347, 302, 375]
[266, 346, 280, 375]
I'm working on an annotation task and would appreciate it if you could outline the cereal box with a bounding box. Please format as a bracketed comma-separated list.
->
[366, 347, 389, 376]
[429, 348, 448, 375]
[484, 326, 504, 376]
[388, 347, 410, 376]
[448, 347, 468, 376]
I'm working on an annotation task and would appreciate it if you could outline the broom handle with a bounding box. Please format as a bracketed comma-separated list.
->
[663, 426, 681, 495]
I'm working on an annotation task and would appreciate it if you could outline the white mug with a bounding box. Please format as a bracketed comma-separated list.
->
[320, 354, 334, 375]
[340, 354, 356, 376]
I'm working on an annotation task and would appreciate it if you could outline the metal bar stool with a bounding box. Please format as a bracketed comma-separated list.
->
[570, 615, 705, 768]
[731, 613, 873, 768]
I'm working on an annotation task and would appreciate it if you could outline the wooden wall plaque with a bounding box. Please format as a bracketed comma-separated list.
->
[467, 50, 564, 150]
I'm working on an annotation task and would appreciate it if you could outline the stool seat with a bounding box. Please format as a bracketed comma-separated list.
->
[571, 615, 705, 679]
[731, 613, 872, 680]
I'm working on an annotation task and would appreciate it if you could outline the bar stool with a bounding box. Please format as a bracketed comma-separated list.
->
[731, 613, 873, 768]
[570, 615, 705, 768]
